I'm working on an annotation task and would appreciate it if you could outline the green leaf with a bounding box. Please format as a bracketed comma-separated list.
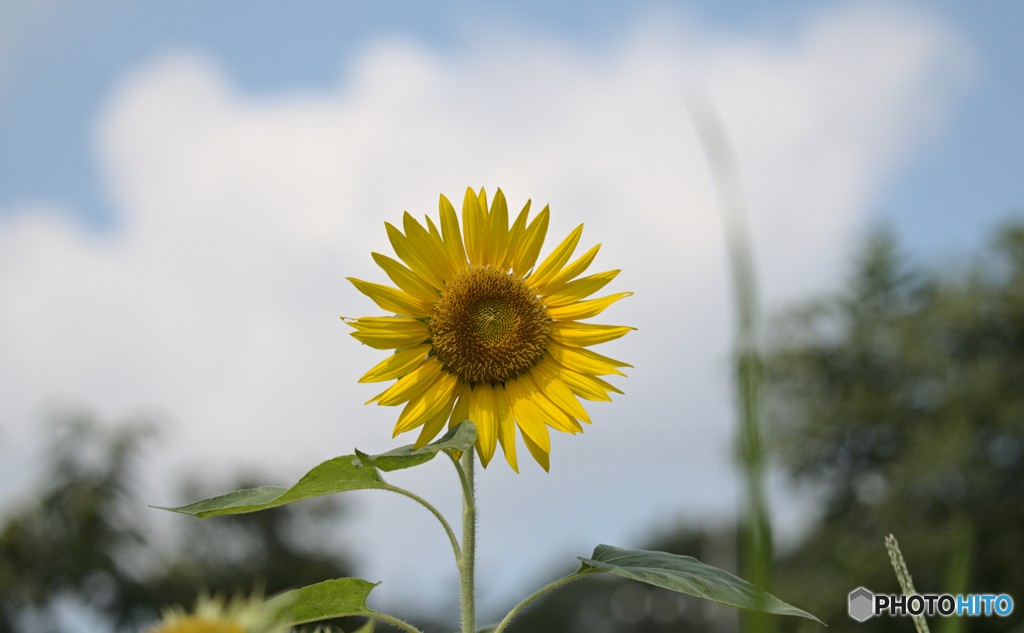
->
[268, 578, 380, 625]
[155, 455, 389, 518]
[359, 421, 477, 472]
[578, 545, 823, 624]
[154, 422, 477, 518]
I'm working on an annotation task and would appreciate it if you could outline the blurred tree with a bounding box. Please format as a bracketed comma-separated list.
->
[493, 218, 1024, 633]
[767, 221, 1024, 633]
[0, 409, 357, 633]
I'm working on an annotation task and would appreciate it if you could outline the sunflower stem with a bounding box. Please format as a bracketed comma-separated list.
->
[459, 446, 477, 633]
[450, 449, 473, 506]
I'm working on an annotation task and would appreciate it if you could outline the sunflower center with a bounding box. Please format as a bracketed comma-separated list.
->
[429, 266, 550, 383]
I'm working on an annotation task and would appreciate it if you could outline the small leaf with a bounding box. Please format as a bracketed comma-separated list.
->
[360, 421, 477, 472]
[156, 455, 389, 518]
[578, 545, 823, 624]
[269, 578, 379, 625]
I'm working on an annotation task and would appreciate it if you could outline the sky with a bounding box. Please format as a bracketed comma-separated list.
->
[0, 0, 1021, 624]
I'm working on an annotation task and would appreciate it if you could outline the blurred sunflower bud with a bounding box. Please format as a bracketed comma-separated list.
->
[147, 594, 290, 633]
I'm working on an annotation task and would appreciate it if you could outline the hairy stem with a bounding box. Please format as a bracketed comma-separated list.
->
[383, 484, 461, 564]
[460, 447, 477, 633]
[365, 611, 424, 633]
[493, 568, 605, 633]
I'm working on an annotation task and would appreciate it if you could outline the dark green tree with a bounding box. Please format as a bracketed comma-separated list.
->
[0, 408, 356, 633]
[488, 219, 1024, 633]
[767, 221, 1024, 633]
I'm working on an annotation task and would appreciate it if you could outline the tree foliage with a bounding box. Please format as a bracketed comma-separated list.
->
[499, 219, 1024, 633]
[768, 221, 1024, 633]
[0, 409, 355, 633]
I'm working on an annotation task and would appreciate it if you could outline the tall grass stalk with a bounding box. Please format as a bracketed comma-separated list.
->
[688, 92, 773, 633]
[886, 534, 930, 633]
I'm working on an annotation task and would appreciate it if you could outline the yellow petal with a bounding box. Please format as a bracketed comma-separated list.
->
[535, 244, 600, 296]
[495, 385, 518, 473]
[538, 357, 612, 401]
[518, 372, 583, 434]
[589, 374, 625, 395]
[345, 316, 426, 332]
[545, 340, 631, 376]
[469, 384, 498, 468]
[346, 317, 429, 350]
[521, 429, 550, 472]
[403, 212, 457, 283]
[547, 292, 633, 321]
[425, 215, 443, 244]
[413, 382, 460, 448]
[374, 357, 443, 406]
[439, 194, 469, 270]
[504, 377, 551, 453]
[385, 222, 445, 290]
[529, 224, 583, 289]
[425, 216, 457, 278]
[347, 277, 433, 318]
[477, 187, 488, 216]
[501, 199, 531, 271]
[394, 371, 460, 435]
[476, 187, 495, 266]
[545, 270, 620, 307]
[529, 364, 591, 423]
[550, 321, 636, 347]
[358, 344, 431, 383]
[370, 253, 439, 305]
[487, 188, 510, 268]
[513, 205, 549, 277]
[462, 187, 485, 266]
[448, 381, 472, 430]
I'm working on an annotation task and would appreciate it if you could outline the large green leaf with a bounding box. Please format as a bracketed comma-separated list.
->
[156, 422, 477, 518]
[579, 545, 823, 624]
[155, 456, 388, 518]
[268, 578, 379, 625]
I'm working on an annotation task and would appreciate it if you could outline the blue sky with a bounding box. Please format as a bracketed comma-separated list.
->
[0, 0, 1020, 622]
[2, 0, 1021, 249]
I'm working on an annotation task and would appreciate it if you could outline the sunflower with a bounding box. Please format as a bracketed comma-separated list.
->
[147, 595, 287, 633]
[346, 187, 633, 471]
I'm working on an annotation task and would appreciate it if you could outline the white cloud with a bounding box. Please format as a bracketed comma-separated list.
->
[0, 2, 972, 617]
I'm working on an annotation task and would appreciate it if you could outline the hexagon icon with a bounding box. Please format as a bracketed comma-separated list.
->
[849, 587, 874, 622]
